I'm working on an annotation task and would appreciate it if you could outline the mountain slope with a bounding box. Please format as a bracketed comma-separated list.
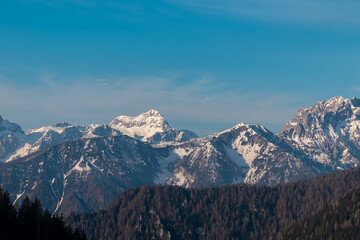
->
[0, 135, 166, 215]
[278, 96, 360, 169]
[0, 116, 26, 161]
[6, 123, 122, 162]
[159, 123, 325, 187]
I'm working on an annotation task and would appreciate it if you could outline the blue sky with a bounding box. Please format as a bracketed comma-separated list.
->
[1, 0, 360, 135]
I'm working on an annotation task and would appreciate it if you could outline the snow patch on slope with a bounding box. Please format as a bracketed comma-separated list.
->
[225, 146, 247, 167]
[154, 151, 178, 184]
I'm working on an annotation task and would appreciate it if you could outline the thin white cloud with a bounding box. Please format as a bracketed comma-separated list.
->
[352, 87, 360, 92]
[24, 0, 360, 26]
[24, 0, 98, 7]
[0, 74, 310, 135]
[164, 0, 360, 25]
[21, 0, 360, 25]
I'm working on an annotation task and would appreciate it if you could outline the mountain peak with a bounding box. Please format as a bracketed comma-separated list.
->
[225, 123, 267, 132]
[111, 110, 168, 128]
[0, 116, 24, 134]
[322, 95, 348, 106]
[143, 109, 162, 117]
[112, 109, 164, 120]
[53, 122, 72, 128]
[108, 110, 197, 143]
[309, 96, 348, 111]
[279, 96, 360, 166]
[109, 110, 171, 142]
[286, 97, 355, 124]
[329, 96, 344, 101]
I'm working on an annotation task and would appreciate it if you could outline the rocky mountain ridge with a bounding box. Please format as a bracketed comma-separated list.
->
[0, 96, 359, 214]
[0, 116, 26, 161]
[278, 96, 360, 169]
[2, 110, 197, 162]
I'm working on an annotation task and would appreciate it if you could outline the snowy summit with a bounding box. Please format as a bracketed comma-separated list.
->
[109, 110, 170, 142]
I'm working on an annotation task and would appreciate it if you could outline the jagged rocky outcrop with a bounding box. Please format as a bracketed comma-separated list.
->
[4, 110, 197, 162]
[0, 116, 26, 161]
[157, 123, 324, 187]
[6, 123, 118, 162]
[278, 96, 360, 169]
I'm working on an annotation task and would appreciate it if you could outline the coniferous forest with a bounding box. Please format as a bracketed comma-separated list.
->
[276, 187, 360, 240]
[68, 167, 360, 240]
[0, 189, 86, 240]
[3, 167, 360, 239]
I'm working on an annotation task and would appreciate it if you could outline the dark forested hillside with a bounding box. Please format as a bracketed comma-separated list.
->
[68, 167, 360, 240]
[276, 188, 360, 240]
[0, 188, 86, 240]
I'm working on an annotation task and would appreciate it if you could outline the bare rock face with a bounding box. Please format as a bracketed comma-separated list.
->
[0, 116, 25, 161]
[160, 123, 323, 187]
[278, 96, 360, 169]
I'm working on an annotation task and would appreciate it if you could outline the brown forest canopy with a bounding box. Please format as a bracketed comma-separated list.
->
[68, 167, 360, 240]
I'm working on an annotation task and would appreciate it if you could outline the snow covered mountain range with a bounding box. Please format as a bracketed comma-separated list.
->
[0, 110, 196, 162]
[0, 96, 359, 214]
